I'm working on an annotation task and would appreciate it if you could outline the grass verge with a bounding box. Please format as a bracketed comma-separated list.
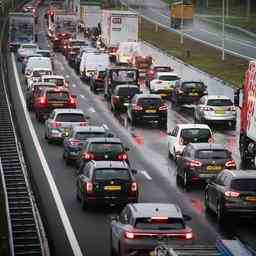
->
[139, 18, 248, 88]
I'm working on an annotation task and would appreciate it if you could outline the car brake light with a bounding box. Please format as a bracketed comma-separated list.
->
[225, 191, 240, 198]
[130, 182, 137, 192]
[68, 138, 80, 146]
[125, 231, 135, 239]
[185, 233, 193, 239]
[51, 121, 61, 128]
[133, 105, 143, 111]
[151, 216, 168, 220]
[112, 95, 120, 102]
[68, 96, 76, 106]
[187, 159, 202, 167]
[225, 159, 236, 168]
[117, 153, 128, 161]
[85, 182, 93, 193]
[39, 97, 48, 106]
[83, 152, 94, 160]
[159, 105, 168, 111]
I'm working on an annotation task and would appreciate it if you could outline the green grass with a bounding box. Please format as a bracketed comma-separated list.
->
[139, 19, 248, 87]
[163, 0, 173, 5]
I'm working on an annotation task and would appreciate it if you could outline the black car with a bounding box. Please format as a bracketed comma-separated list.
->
[171, 81, 208, 106]
[177, 143, 236, 188]
[205, 170, 256, 222]
[127, 94, 168, 129]
[76, 137, 129, 169]
[90, 69, 107, 93]
[76, 161, 138, 209]
[104, 66, 139, 101]
[110, 84, 140, 113]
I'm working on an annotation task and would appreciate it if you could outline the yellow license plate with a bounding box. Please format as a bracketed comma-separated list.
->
[206, 165, 222, 171]
[215, 110, 225, 114]
[246, 196, 256, 202]
[160, 93, 167, 97]
[104, 185, 121, 191]
[146, 109, 156, 113]
[189, 92, 198, 96]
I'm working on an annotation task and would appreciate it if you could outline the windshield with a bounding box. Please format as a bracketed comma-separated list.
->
[197, 149, 229, 159]
[75, 132, 106, 140]
[90, 143, 123, 154]
[55, 113, 85, 122]
[117, 87, 140, 97]
[94, 169, 130, 181]
[38, 52, 51, 57]
[46, 91, 69, 101]
[207, 99, 233, 106]
[138, 98, 161, 107]
[135, 218, 185, 230]
[182, 82, 205, 90]
[231, 179, 256, 192]
[180, 128, 211, 143]
[33, 70, 51, 77]
[111, 70, 137, 82]
[159, 75, 180, 81]
[155, 67, 172, 72]
[44, 78, 64, 86]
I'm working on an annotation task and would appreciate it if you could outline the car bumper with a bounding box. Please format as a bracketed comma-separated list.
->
[177, 95, 202, 104]
[93, 80, 104, 90]
[133, 113, 167, 121]
[203, 114, 236, 122]
[224, 203, 256, 216]
[66, 150, 80, 160]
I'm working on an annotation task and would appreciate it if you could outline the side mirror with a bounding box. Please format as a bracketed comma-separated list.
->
[234, 88, 240, 107]
[71, 94, 77, 98]
[182, 214, 192, 222]
[124, 147, 130, 152]
[131, 169, 137, 175]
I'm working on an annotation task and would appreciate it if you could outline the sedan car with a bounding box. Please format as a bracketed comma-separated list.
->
[127, 94, 168, 129]
[177, 143, 236, 188]
[205, 170, 256, 222]
[171, 80, 208, 106]
[76, 161, 138, 209]
[45, 108, 89, 143]
[167, 124, 213, 161]
[110, 203, 193, 256]
[17, 43, 39, 61]
[194, 95, 237, 129]
[63, 126, 111, 165]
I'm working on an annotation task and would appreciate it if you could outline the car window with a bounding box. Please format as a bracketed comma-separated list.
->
[93, 168, 131, 181]
[46, 91, 69, 101]
[180, 128, 211, 143]
[117, 87, 140, 97]
[111, 70, 137, 82]
[75, 132, 106, 140]
[196, 149, 229, 159]
[55, 113, 85, 122]
[182, 82, 205, 90]
[158, 75, 180, 81]
[44, 78, 64, 86]
[207, 99, 233, 106]
[90, 142, 123, 154]
[135, 217, 185, 230]
[231, 179, 256, 191]
[137, 98, 161, 107]
[33, 70, 51, 77]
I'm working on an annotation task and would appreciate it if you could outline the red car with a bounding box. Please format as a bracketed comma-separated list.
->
[34, 87, 77, 122]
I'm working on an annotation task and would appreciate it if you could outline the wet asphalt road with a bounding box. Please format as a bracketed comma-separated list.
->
[12, 7, 256, 255]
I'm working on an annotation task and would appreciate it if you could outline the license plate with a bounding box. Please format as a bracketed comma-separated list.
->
[215, 110, 225, 114]
[104, 185, 121, 191]
[189, 92, 198, 96]
[51, 103, 64, 107]
[246, 196, 256, 202]
[160, 93, 167, 97]
[146, 109, 156, 113]
[206, 165, 222, 171]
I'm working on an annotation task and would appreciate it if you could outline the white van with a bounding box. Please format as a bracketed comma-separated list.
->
[80, 52, 109, 80]
[27, 68, 53, 89]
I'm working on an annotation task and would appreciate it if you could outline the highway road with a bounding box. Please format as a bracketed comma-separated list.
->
[7, 4, 256, 256]
[122, 0, 256, 60]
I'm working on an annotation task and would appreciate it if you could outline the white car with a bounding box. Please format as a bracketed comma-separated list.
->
[17, 43, 39, 61]
[167, 123, 213, 160]
[149, 72, 180, 98]
[27, 68, 53, 89]
[41, 75, 69, 88]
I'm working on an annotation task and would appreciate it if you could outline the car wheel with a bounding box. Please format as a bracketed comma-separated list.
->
[217, 202, 225, 223]
[182, 171, 189, 188]
[204, 191, 211, 212]
[81, 193, 89, 210]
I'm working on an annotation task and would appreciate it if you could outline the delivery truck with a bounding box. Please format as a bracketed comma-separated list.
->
[9, 12, 35, 52]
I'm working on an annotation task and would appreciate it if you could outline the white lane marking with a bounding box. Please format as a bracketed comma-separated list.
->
[11, 54, 83, 256]
[102, 124, 109, 130]
[72, 84, 76, 88]
[80, 94, 85, 99]
[141, 170, 152, 180]
[89, 107, 96, 113]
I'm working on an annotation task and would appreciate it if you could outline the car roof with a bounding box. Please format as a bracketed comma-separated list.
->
[204, 95, 231, 100]
[86, 137, 122, 143]
[188, 143, 227, 151]
[157, 72, 179, 77]
[54, 108, 84, 114]
[177, 123, 211, 130]
[129, 203, 183, 219]
[72, 126, 106, 133]
[223, 170, 256, 179]
[42, 75, 64, 79]
[92, 161, 129, 169]
[136, 94, 162, 99]
[116, 84, 139, 89]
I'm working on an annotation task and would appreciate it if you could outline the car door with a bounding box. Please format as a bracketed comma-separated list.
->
[168, 126, 179, 155]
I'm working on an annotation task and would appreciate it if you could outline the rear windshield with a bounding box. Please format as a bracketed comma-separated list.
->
[90, 142, 123, 154]
[180, 129, 211, 143]
[44, 78, 64, 86]
[135, 218, 185, 230]
[46, 91, 69, 101]
[155, 67, 172, 72]
[117, 87, 140, 97]
[196, 150, 229, 159]
[111, 70, 137, 82]
[137, 98, 161, 107]
[231, 179, 256, 191]
[75, 132, 106, 140]
[207, 99, 233, 106]
[98, 71, 106, 78]
[94, 169, 130, 181]
[182, 82, 205, 89]
[55, 113, 85, 122]
[159, 75, 180, 81]
[33, 70, 51, 77]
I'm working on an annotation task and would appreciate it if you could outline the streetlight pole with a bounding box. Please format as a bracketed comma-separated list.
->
[180, 0, 184, 44]
[222, 0, 225, 61]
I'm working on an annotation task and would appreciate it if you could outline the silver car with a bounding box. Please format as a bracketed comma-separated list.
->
[194, 95, 236, 129]
[45, 109, 89, 143]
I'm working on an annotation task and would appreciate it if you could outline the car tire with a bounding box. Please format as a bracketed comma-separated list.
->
[204, 191, 211, 212]
[182, 171, 189, 189]
[217, 201, 225, 223]
[81, 193, 89, 210]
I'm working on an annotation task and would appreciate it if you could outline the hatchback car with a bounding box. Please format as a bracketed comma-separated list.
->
[111, 84, 140, 113]
[76, 161, 138, 209]
[177, 143, 236, 188]
[194, 95, 237, 129]
[205, 170, 256, 222]
[110, 203, 193, 256]
[76, 137, 129, 169]
[171, 81, 208, 106]
[45, 108, 89, 143]
[149, 72, 180, 98]
[127, 94, 168, 129]
[63, 126, 111, 165]
[167, 124, 213, 160]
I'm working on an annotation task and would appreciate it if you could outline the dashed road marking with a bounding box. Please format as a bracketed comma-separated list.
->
[89, 107, 96, 113]
[141, 170, 152, 180]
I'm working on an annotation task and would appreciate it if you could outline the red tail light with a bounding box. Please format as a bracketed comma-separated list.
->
[159, 105, 168, 111]
[112, 95, 120, 103]
[225, 191, 240, 198]
[225, 159, 236, 169]
[130, 182, 137, 192]
[117, 153, 128, 161]
[133, 105, 143, 111]
[68, 139, 80, 146]
[39, 97, 48, 106]
[83, 152, 94, 160]
[85, 182, 93, 193]
[201, 106, 214, 111]
[68, 96, 76, 107]
[125, 231, 135, 239]
[187, 159, 202, 168]
[50, 121, 61, 128]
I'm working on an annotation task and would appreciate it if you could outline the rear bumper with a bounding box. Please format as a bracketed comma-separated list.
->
[93, 80, 104, 90]
[203, 114, 236, 122]
[224, 204, 256, 216]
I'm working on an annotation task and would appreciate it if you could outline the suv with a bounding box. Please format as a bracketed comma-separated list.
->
[76, 161, 138, 209]
[111, 84, 140, 113]
[90, 69, 107, 93]
[177, 143, 236, 188]
[205, 170, 256, 222]
[76, 137, 129, 169]
[127, 94, 168, 129]
[34, 87, 77, 122]
[110, 203, 193, 256]
[171, 81, 208, 106]
[194, 95, 237, 129]
[45, 108, 89, 143]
